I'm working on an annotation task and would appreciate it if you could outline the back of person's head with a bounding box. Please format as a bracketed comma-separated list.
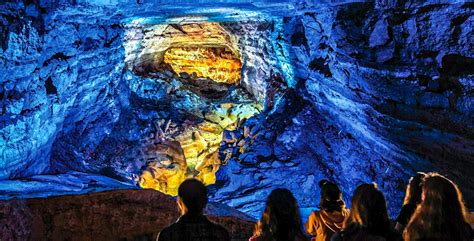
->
[403, 172, 427, 205]
[404, 173, 471, 241]
[254, 188, 307, 241]
[178, 178, 208, 215]
[343, 183, 391, 237]
[319, 179, 345, 212]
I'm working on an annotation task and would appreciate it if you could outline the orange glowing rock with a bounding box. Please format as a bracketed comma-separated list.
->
[138, 140, 187, 196]
[138, 103, 262, 196]
[196, 151, 220, 185]
[164, 47, 241, 84]
[179, 130, 208, 160]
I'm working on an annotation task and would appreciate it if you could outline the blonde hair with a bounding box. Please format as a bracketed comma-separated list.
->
[404, 173, 471, 241]
[343, 183, 392, 237]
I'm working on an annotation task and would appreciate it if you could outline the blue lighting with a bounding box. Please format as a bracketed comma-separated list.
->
[0, 0, 472, 221]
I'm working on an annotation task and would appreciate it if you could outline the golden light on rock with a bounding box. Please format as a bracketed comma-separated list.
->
[164, 47, 241, 84]
[124, 21, 242, 79]
[138, 103, 262, 195]
[130, 21, 259, 195]
[138, 140, 187, 196]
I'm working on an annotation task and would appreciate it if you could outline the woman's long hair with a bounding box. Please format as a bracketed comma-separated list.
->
[253, 188, 307, 241]
[342, 183, 393, 238]
[403, 172, 426, 205]
[319, 180, 345, 212]
[404, 173, 472, 241]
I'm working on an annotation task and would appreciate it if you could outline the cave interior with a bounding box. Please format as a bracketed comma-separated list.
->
[0, 0, 473, 237]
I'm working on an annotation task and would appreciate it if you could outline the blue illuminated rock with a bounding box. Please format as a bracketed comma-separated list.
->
[0, 0, 472, 222]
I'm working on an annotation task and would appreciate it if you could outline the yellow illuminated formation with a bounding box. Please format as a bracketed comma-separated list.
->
[138, 140, 187, 196]
[138, 103, 262, 195]
[176, 103, 262, 185]
[164, 47, 241, 84]
[132, 21, 260, 195]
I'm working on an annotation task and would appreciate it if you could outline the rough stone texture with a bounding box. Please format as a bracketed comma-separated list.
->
[0, 2, 126, 179]
[213, 1, 474, 218]
[0, 189, 254, 241]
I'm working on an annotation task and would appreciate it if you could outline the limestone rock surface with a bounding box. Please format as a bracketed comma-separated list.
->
[0, 189, 254, 241]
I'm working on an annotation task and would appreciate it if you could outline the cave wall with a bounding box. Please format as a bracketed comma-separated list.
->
[1, 0, 473, 220]
[212, 0, 474, 218]
[1, 1, 285, 185]
[0, 2, 127, 179]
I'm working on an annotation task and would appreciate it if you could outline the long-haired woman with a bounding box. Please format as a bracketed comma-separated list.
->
[332, 183, 401, 241]
[403, 173, 473, 241]
[306, 180, 349, 241]
[250, 188, 309, 241]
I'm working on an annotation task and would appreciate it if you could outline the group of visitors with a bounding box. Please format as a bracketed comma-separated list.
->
[157, 172, 474, 241]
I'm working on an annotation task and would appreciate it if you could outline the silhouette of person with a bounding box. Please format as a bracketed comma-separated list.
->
[250, 188, 309, 241]
[157, 179, 230, 241]
[403, 173, 473, 241]
[306, 180, 349, 241]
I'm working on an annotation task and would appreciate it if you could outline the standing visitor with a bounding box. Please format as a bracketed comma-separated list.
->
[157, 179, 230, 241]
[332, 183, 401, 241]
[403, 173, 473, 241]
[306, 180, 349, 241]
[250, 188, 309, 241]
[394, 173, 427, 233]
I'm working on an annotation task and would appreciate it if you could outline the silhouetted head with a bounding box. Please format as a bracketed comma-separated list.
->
[177, 178, 208, 215]
[343, 183, 391, 237]
[319, 179, 345, 212]
[404, 173, 471, 241]
[403, 172, 427, 205]
[254, 188, 307, 241]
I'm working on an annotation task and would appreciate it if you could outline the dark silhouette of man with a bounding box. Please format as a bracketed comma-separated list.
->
[157, 179, 230, 241]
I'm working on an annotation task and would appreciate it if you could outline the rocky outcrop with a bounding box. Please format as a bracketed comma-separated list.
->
[212, 1, 474, 218]
[0, 2, 126, 179]
[0, 189, 254, 241]
[1, 0, 472, 222]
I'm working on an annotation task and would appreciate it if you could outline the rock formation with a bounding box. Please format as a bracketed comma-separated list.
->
[0, 0, 472, 223]
[0, 189, 254, 241]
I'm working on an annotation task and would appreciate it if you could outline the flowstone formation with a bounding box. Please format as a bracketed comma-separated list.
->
[0, 0, 473, 221]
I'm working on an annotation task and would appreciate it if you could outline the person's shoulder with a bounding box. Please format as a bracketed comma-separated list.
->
[306, 210, 322, 226]
[162, 221, 180, 231]
[159, 221, 184, 235]
[205, 218, 230, 239]
[156, 224, 175, 241]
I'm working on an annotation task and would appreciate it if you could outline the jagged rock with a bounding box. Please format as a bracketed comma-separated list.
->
[212, 1, 474, 219]
[369, 18, 390, 48]
[0, 189, 254, 241]
[0, 0, 473, 223]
